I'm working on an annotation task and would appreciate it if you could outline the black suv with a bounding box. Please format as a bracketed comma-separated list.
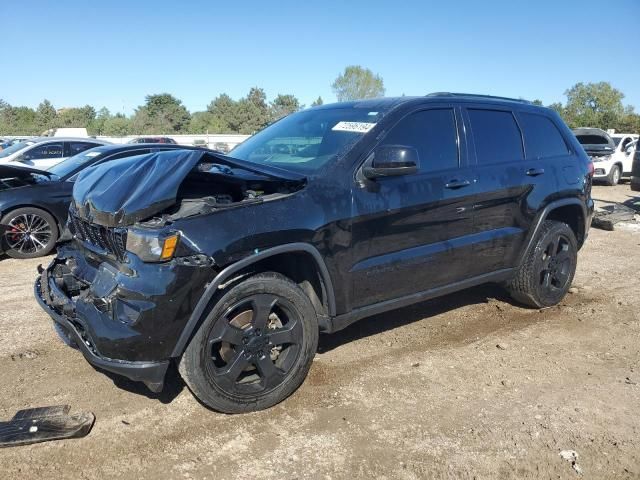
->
[36, 94, 594, 413]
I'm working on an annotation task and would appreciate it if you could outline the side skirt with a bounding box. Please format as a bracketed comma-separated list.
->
[325, 268, 515, 334]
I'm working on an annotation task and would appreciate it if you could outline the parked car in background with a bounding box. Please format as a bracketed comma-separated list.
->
[128, 137, 177, 144]
[0, 137, 109, 170]
[41, 127, 90, 137]
[0, 144, 209, 258]
[36, 94, 593, 413]
[573, 128, 628, 185]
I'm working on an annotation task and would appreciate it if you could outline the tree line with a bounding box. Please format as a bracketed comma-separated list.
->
[0, 65, 638, 136]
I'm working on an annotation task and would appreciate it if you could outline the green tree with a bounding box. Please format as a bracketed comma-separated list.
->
[102, 113, 131, 136]
[207, 93, 238, 132]
[3, 106, 39, 134]
[269, 94, 301, 121]
[88, 107, 111, 135]
[311, 96, 324, 107]
[234, 87, 270, 134]
[35, 100, 57, 133]
[132, 93, 191, 133]
[562, 82, 625, 129]
[332, 65, 385, 101]
[56, 105, 96, 128]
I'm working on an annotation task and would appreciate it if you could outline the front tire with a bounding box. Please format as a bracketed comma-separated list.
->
[507, 220, 577, 308]
[605, 164, 621, 186]
[1, 207, 59, 259]
[179, 272, 319, 413]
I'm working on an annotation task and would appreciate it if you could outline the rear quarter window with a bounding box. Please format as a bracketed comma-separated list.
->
[517, 112, 569, 159]
[467, 109, 524, 165]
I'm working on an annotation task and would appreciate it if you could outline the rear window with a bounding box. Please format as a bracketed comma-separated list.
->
[576, 135, 609, 145]
[517, 112, 569, 159]
[468, 109, 524, 165]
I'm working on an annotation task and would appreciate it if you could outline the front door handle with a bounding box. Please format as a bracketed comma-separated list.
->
[445, 179, 471, 189]
[526, 168, 545, 177]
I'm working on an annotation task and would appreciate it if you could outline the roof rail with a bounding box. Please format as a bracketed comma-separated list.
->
[425, 92, 532, 104]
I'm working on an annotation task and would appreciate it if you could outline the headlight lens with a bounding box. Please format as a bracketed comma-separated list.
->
[126, 229, 180, 262]
[592, 154, 611, 162]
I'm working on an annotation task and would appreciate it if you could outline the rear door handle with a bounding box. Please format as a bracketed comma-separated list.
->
[526, 168, 545, 177]
[445, 179, 471, 189]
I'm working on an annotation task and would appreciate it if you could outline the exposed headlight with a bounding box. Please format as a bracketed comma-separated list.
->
[126, 229, 180, 262]
[592, 154, 611, 162]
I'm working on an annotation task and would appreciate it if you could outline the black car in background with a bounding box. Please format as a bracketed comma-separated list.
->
[37, 94, 594, 413]
[0, 144, 208, 258]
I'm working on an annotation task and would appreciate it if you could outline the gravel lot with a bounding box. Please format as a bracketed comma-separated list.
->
[1, 184, 639, 479]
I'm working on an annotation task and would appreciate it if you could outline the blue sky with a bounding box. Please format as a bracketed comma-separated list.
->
[2, 0, 639, 114]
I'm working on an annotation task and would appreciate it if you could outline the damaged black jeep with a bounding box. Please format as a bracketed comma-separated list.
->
[36, 95, 593, 413]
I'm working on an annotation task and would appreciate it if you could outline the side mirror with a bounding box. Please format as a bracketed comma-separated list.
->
[362, 145, 419, 179]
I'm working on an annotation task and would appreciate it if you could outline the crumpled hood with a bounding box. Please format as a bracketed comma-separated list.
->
[72, 149, 306, 227]
[73, 150, 204, 227]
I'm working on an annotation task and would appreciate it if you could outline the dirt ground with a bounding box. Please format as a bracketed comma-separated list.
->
[1, 183, 639, 479]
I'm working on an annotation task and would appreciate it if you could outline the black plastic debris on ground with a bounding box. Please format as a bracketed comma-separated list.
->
[0, 405, 94, 448]
[592, 204, 638, 231]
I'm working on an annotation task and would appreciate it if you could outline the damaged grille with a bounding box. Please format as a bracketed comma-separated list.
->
[68, 212, 128, 261]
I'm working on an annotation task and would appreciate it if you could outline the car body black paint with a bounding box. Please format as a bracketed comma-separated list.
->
[36, 95, 594, 392]
[632, 145, 640, 192]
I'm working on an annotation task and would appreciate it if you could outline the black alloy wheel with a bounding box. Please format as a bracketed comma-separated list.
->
[179, 272, 318, 413]
[538, 233, 573, 296]
[507, 220, 578, 308]
[206, 293, 303, 396]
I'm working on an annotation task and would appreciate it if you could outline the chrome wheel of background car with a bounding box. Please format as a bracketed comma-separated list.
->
[612, 168, 620, 185]
[5, 213, 53, 255]
[539, 233, 572, 295]
[206, 293, 302, 396]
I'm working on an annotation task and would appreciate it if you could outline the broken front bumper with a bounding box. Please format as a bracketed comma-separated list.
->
[35, 270, 169, 392]
[34, 243, 215, 392]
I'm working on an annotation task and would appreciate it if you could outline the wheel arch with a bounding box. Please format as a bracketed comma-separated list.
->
[518, 198, 587, 268]
[171, 243, 336, 357]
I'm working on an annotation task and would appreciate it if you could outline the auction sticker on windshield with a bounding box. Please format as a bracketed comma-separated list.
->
[332, 121, 376, 133]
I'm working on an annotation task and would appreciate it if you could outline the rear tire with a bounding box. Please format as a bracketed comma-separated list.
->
[1, 207, 59, 259]
[507, 220, 577, 308]
[605, 165, 621, 186]
[179, 272, 318, 413]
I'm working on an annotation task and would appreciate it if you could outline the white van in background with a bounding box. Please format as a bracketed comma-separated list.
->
[42, 127, 89, 138]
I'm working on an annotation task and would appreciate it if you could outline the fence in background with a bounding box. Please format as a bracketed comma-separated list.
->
[95, 134, 251, 152]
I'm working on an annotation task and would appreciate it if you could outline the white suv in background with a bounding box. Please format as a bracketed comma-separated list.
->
[574, 128, 637, 185]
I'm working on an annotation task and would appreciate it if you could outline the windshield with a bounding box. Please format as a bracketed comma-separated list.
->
[227, 107, 385, 173]
[48, 146, 107, 178]
[0, 141, 36, 158]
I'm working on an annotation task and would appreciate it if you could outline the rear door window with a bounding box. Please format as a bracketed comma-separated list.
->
[380, 109, 459, 172]
[65, 141, 101, 157]
[517, 112, 569, 159]
[22, 142, 64, 160]
[467, 109, 523, 165]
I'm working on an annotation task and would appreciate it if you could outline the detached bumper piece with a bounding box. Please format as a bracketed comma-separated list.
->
[35, 264, 169, 393]
[0, 405, 94, 448]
